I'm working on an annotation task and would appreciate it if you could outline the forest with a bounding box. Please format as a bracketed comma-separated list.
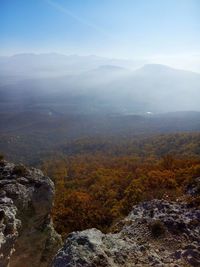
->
[41, 132, 200, 237]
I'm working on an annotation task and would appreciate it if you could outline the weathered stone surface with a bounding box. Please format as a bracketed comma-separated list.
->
[52, 199, 200, 267]
[0, 161, 62, 267]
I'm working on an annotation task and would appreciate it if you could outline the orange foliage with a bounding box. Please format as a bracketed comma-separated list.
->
[41, 140, 200, 237]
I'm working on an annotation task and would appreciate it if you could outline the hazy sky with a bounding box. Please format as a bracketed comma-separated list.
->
[1, 0, 200, 59]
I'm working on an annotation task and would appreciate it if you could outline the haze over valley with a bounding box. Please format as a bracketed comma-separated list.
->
[0, 52, 200, 163]
[1, 53, 200, 115]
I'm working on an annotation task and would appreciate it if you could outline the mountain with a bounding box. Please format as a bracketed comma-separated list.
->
[108, 64, 200, 112]
[92, 65, 129, 72]
[0, 53, 145, 86]
[0, 62, 200, 114]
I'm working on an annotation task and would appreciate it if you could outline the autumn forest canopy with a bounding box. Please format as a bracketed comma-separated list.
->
[37, 132, 200, 237]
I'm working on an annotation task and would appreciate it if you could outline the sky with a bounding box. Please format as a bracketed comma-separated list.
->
[0, 0, 200, 60]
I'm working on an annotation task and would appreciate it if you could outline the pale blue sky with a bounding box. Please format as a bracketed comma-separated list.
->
[0, 0, 200, 58]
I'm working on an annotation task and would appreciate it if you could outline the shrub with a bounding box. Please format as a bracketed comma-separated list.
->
[13, 165, 27, 176]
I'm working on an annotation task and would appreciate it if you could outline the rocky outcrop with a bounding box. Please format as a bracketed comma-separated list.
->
[52, 199, 200, 267]
[0, 160, 62, 267]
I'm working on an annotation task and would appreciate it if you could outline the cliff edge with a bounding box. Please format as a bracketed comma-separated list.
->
[0, 160, 62, 267]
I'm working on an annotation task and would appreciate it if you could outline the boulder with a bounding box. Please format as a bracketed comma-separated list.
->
[0, 161, 62, 267]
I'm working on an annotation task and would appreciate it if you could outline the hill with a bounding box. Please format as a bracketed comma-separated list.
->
[0, 60, 200, 114]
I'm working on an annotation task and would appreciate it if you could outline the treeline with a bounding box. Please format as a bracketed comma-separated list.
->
[61, 132, 200, 158]
[41, 133, 200, 237]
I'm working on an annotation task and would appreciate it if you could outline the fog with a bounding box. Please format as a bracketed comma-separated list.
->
[0, 53, 200, 115]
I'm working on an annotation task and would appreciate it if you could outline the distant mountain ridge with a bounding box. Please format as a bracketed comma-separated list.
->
[0, 53, 145, 85]
[0, 53, 200, 114]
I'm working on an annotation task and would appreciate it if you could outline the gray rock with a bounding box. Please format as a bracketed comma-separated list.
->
[52, 199, 200, 267]
[0, 161, 62, 267]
